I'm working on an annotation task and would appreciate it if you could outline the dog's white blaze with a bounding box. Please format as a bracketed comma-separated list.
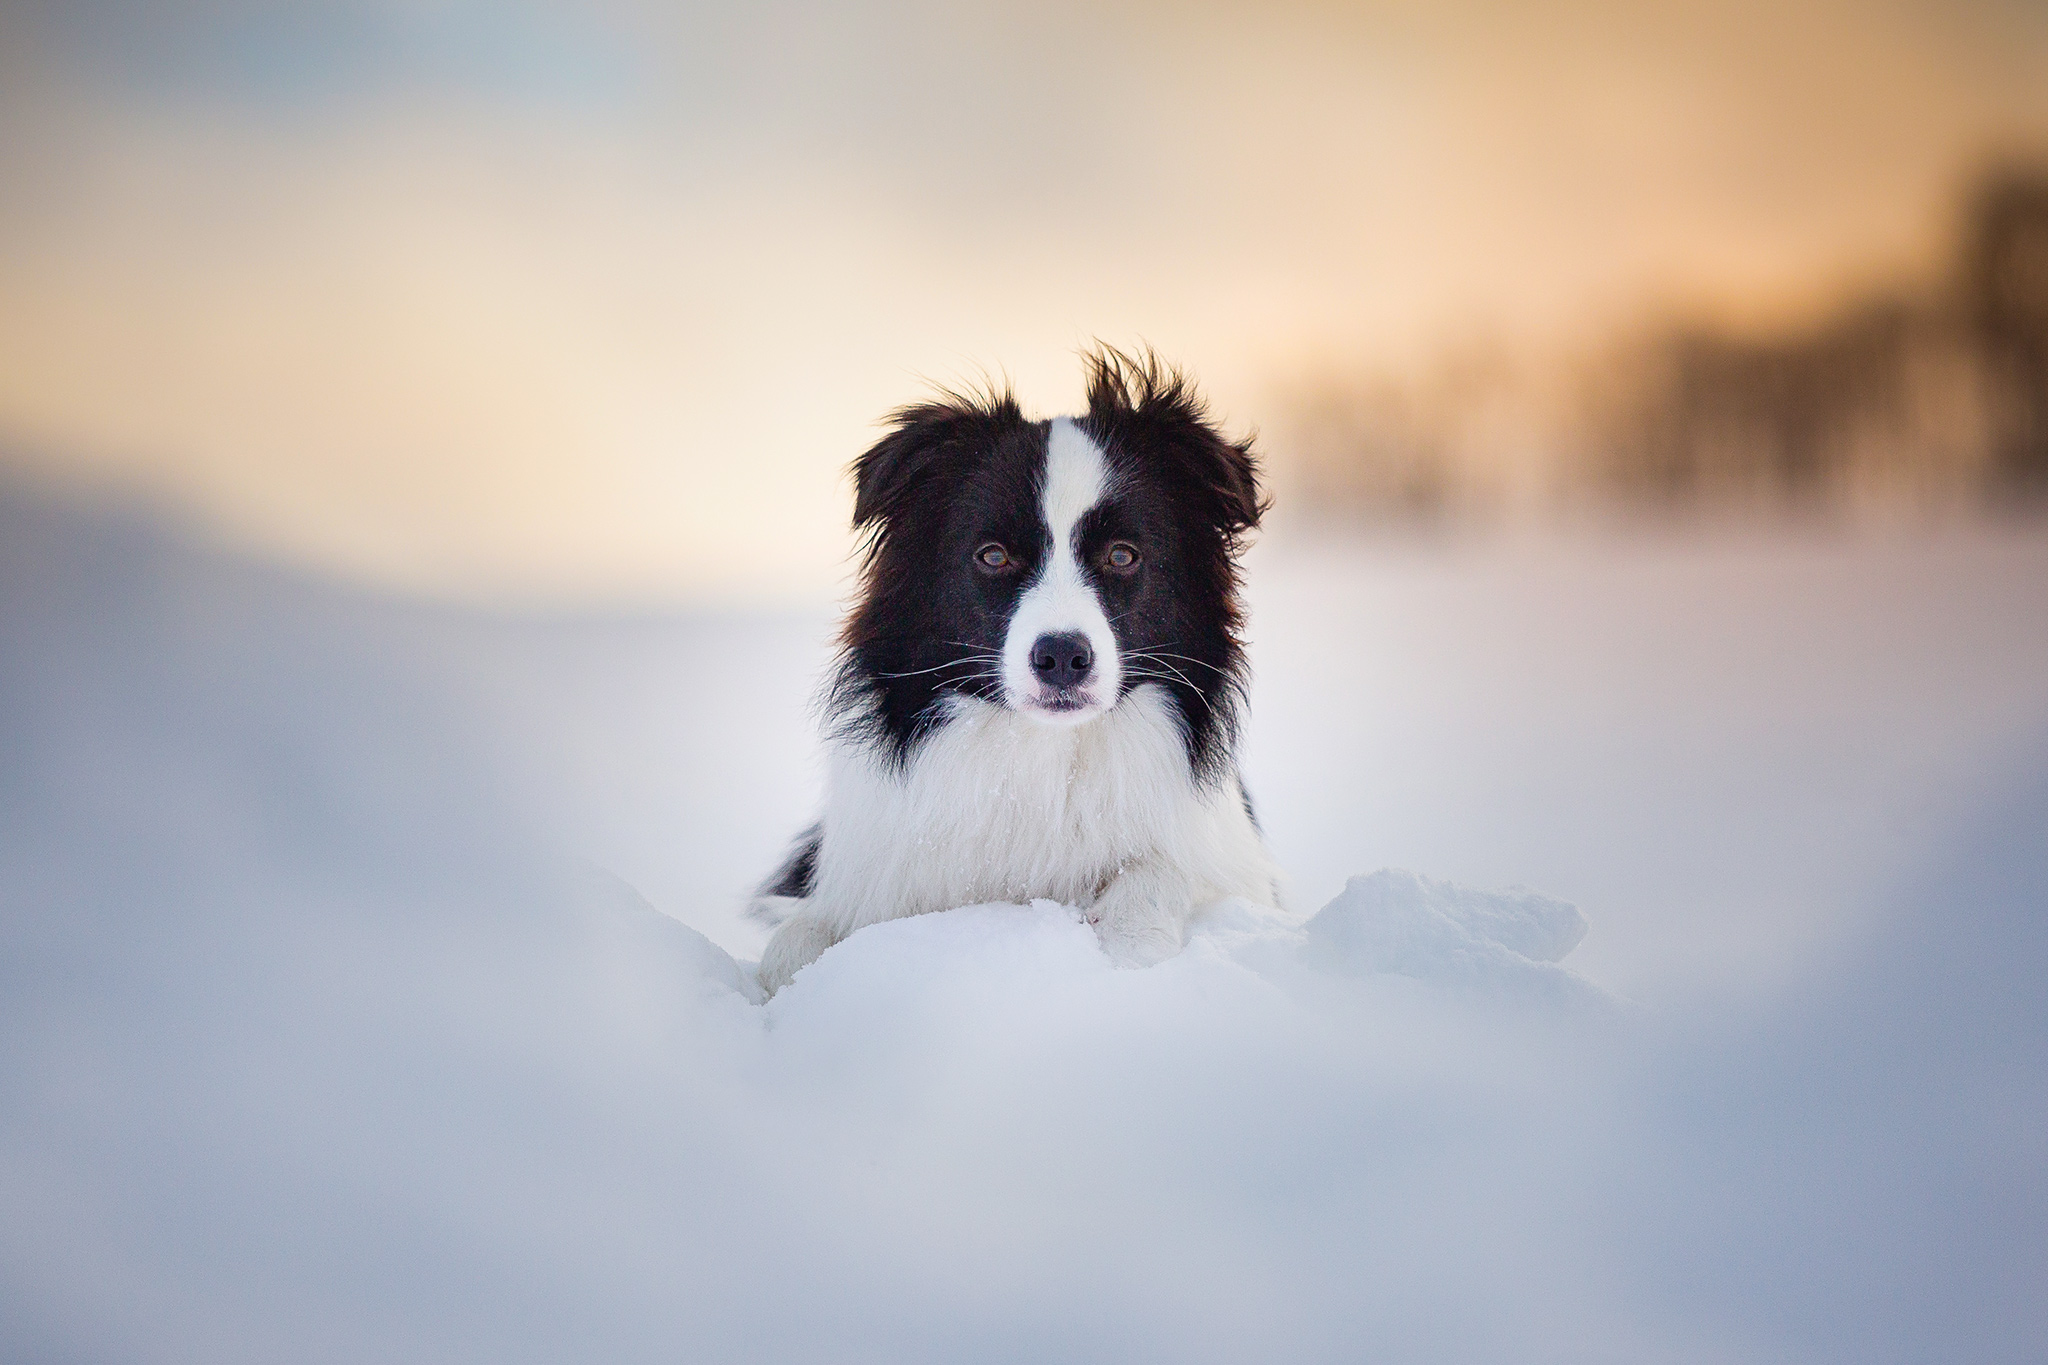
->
[1001, 418, 1122, 718]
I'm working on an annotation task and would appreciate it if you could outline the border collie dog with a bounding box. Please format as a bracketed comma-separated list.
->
[753, 349, 1280, 995]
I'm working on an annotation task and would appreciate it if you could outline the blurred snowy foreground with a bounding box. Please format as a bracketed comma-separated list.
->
[4, 477, 2047, 1364]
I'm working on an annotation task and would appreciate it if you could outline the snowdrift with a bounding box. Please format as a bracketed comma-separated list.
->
[4, 479, 2046, 1364]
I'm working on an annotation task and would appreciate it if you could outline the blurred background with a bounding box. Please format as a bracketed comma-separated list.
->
[4, 0, 2046, 604]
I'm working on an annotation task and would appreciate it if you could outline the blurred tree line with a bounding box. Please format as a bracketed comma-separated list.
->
[1283, 165, 2048, 523]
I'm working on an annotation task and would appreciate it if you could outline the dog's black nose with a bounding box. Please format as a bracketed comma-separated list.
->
[1029, 632, 1094, 689]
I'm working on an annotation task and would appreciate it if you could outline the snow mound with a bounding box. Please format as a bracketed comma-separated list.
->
[755, 869, 1602, 1011]
[569, 864, 767, 1006]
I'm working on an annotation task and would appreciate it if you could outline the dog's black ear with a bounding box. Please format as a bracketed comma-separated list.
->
[1084, 344, 1267, 535]
[852, 389, 1021, 529]
[1185, 425, 1266, 536]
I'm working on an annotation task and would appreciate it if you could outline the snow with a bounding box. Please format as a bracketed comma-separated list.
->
[3, 479, 2047, 1363]
[1302, 868, 1599, 999]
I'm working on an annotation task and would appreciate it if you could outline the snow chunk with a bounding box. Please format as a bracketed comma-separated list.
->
[1304, 868, 1600, 1000]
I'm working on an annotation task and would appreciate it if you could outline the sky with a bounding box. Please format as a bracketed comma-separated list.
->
[2, 0, 2046, 604]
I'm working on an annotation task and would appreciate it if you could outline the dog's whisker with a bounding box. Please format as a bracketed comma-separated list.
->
[1121, 669, 1214, 711]
[1125, 655, 1199, 690]
[875, 657, 998, 679]
[1130, 648, 1231, 677]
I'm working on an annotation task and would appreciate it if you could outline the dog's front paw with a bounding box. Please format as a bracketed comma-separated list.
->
[1087, 872, 1188, 969]
[1093, 918, 1182, 969]
[758, 907, 839, 997]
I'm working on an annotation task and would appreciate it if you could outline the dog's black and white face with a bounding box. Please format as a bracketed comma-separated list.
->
[833, 350, 1265, 782]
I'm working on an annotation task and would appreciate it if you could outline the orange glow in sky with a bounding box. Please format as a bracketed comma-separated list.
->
[2, 0, 2045, 602]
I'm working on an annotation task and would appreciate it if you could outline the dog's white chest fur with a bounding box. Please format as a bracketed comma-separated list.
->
[755, 686, 1278, 993]
[822, 687, 1257, 920]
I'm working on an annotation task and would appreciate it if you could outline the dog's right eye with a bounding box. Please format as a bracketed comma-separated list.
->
[975, 544, 1013, 571]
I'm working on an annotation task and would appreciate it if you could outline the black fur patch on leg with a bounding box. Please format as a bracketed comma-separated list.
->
[759, 823, 822, 899]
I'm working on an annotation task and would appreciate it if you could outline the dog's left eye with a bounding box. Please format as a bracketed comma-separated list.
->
[1104, 542, 1140, 571]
